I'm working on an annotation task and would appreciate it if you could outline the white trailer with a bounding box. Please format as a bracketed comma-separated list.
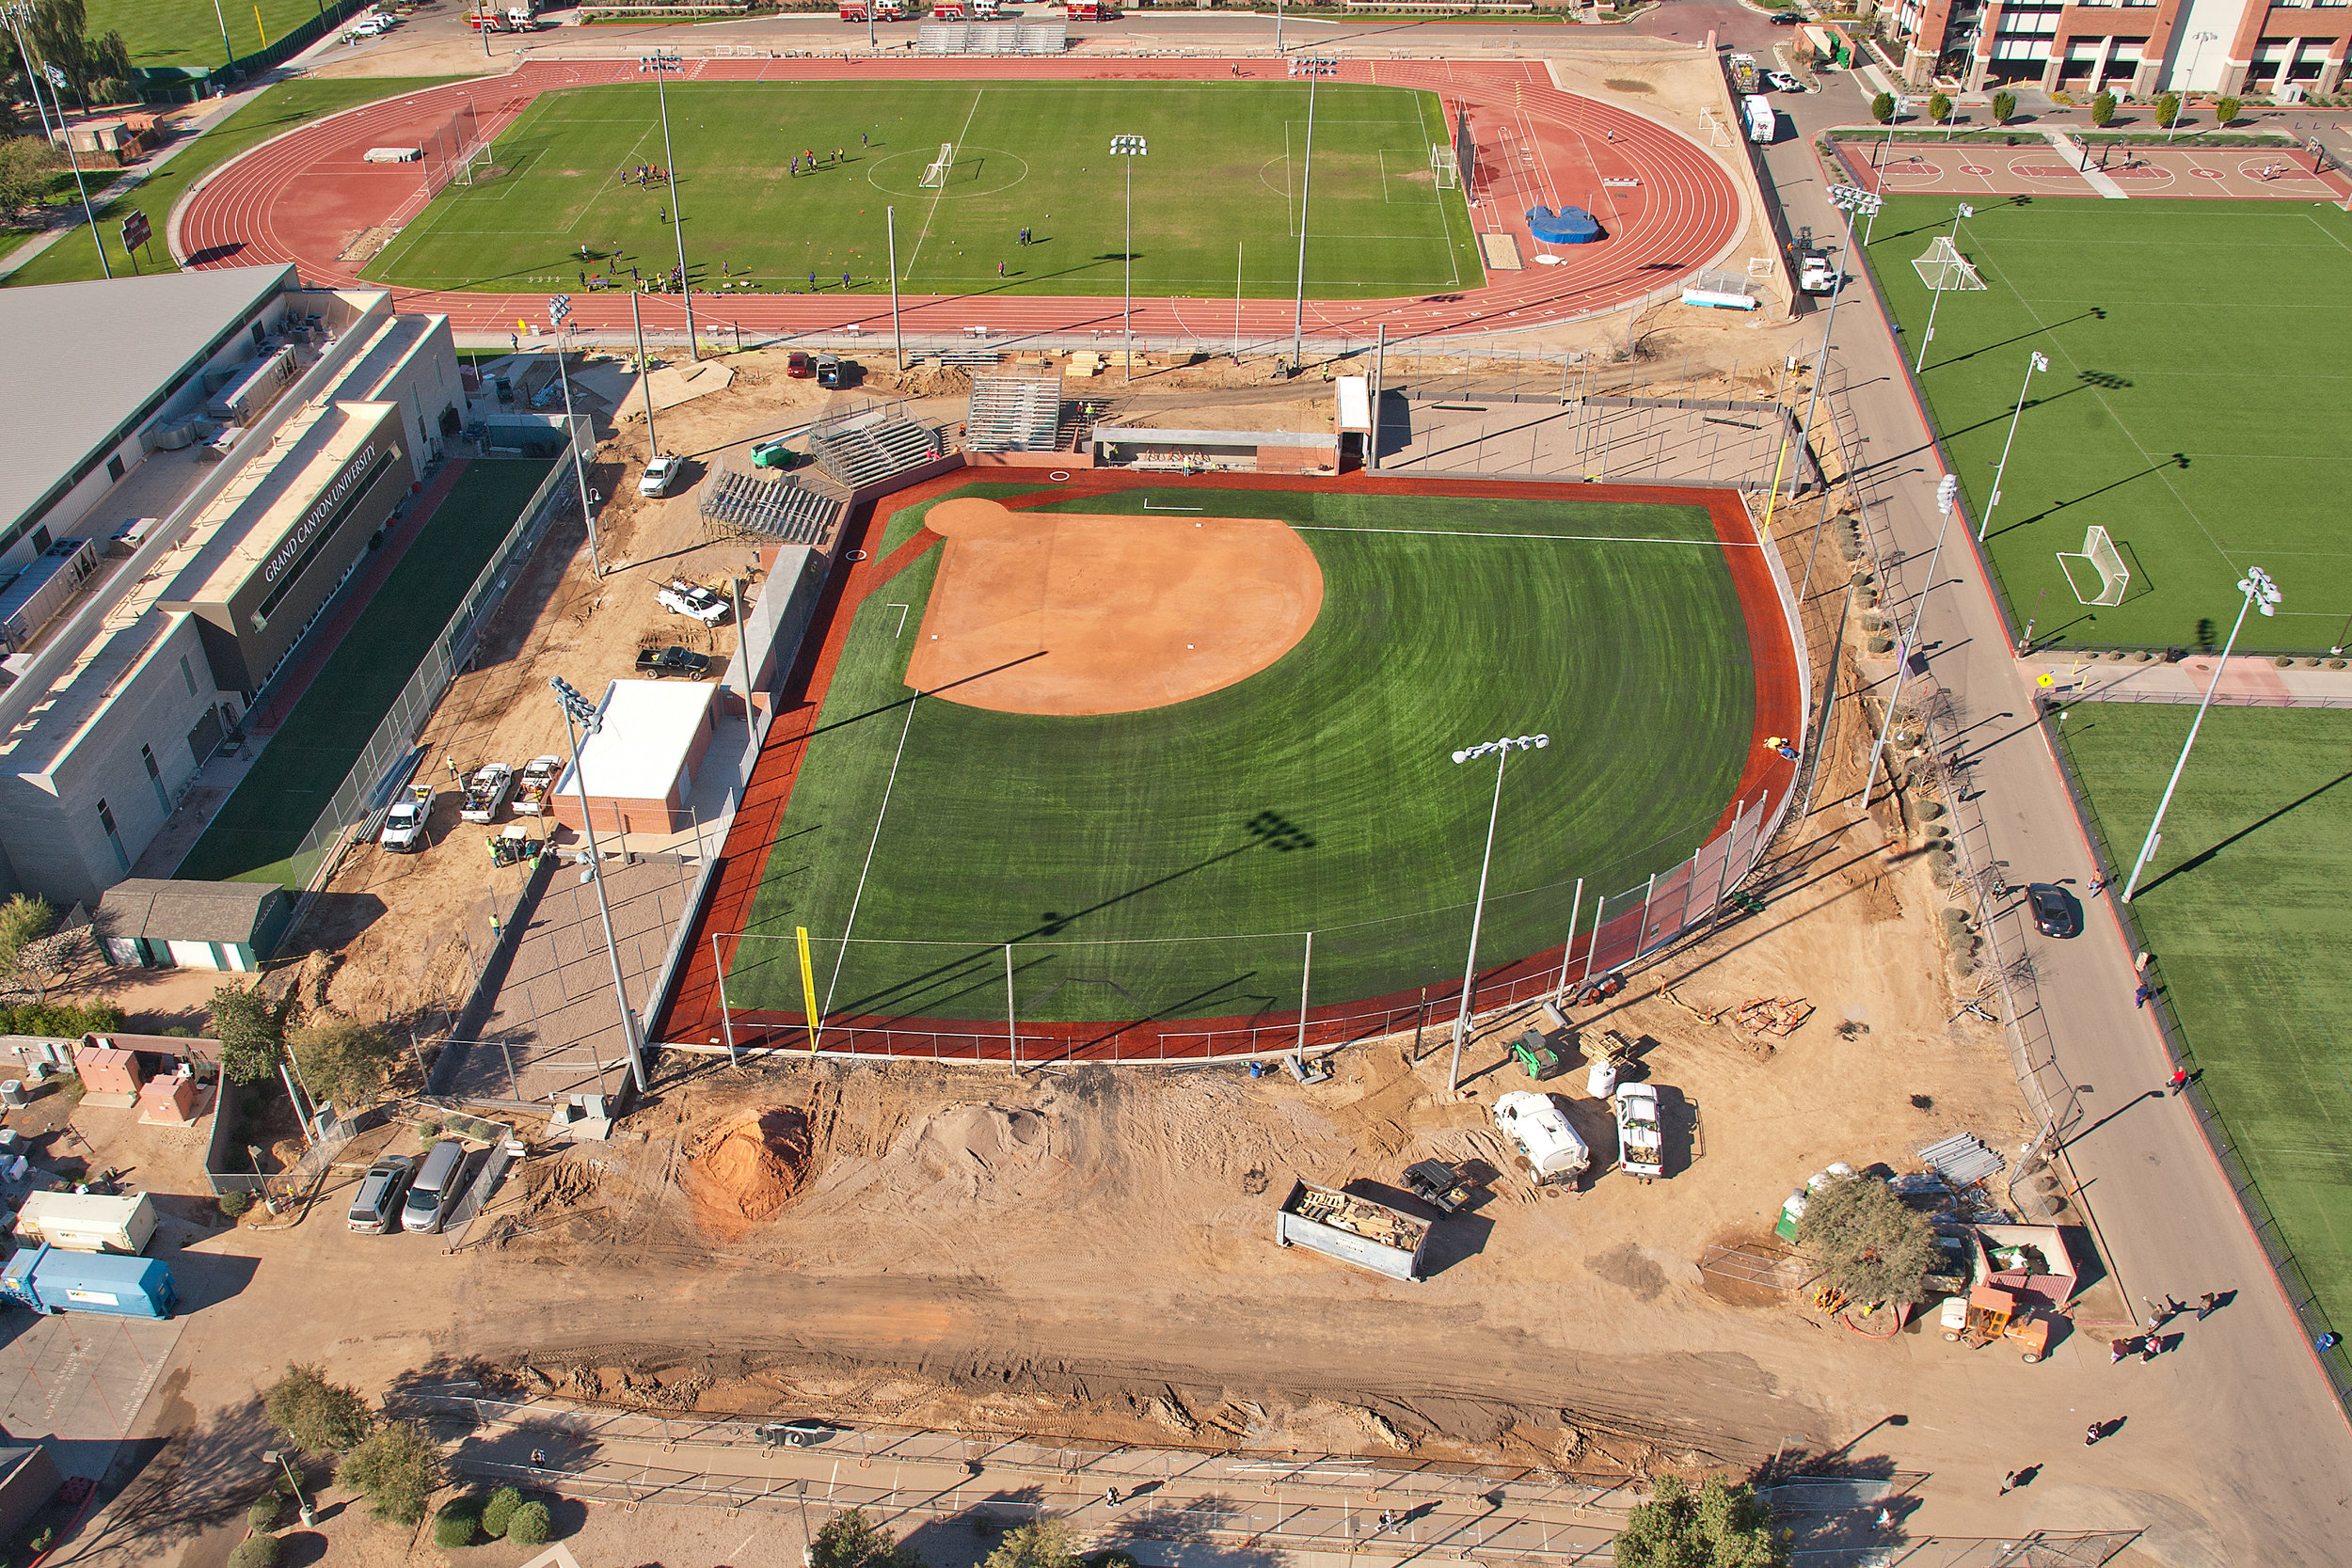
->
[13, 1191, 159, 1255]
[1495, 1090, 1590, 1187]
[1742, 96, 1776, 145]
[1275, 1179, 1429, 1281]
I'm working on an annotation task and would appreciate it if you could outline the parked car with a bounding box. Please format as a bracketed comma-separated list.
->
[1769, 9, 1804, 22]
[658, 578, 730, 625]
[347, 1156, 414, 1233]
[756, 1419, 843, 1447]
[2026, 882, 2080, 938]
[635, 645, 713, 679]
[379, 785, 433, 852]
[639, 452, 683, 497]
[458, 762, 515, 824]
[401, 1141, 469, 1234]
[787, 352, 813, 378]
[1765, 70, 1805, 93]
[514, 755, 561, 816]
[1613, 1084, 1665, 1182]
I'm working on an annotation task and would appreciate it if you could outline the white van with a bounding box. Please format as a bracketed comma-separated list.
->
[400, 1140, 469, 1233]
[1742, 95, 1775, 145]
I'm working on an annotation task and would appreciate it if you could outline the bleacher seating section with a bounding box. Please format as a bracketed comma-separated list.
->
[964, 372, 1065, 452]
[696, 466, 845, 546]
[917, 20, 1067, 55]
[809, 411, 944, 489]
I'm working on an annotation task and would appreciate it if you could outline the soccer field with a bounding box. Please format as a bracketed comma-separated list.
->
[362, 81, 1485, 300]
[723, 484, 1758, 1027]
[2054, 704, 2352, 1324]
[1864, 197, 2352, 654]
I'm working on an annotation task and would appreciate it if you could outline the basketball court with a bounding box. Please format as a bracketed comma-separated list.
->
[1838, 136, 2352, 202]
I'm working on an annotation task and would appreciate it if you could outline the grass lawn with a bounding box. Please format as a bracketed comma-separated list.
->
[2055, 704, 2352, 1323]
[363, 81, 1484, 299]
[4, 76, 455, 289]
[1862, 197, 2352, 654]
[86, 0, 364, 72]
[176, 460, 556, 889]
[728, 485, 1754, 1024]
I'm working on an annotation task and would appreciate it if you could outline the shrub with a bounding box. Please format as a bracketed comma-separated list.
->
[481, 1485, 524, 1538]
[227, 1537, 281, 1568]
[1927, 91, 1952, 127]
[505, 1500, 553, 1545]
[1867, 635, 1894, 654]
[246, 1497, 281, 1531]
[2275, 655, 2295, 668]
[2214, 95, 2242, 126]
[1871, 90, 1894, 124]
[434, 1497, 483, 1548]
[1990, 89, 2017, 125]
[219, 1191, 253, 1219]
[2155, 92, 2182, 129]
[2090, 92, 2117, 127]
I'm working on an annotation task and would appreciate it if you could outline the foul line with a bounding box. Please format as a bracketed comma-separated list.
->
[1291, 524, 1754, 547]
[819, 690, 924, 1027]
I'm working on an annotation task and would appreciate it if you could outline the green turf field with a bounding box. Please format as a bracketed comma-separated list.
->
[2055, 703, 2352, 1322]
[4, 77, 454, 289]
[726, 485, 1755, 1025]
[1863, 197, 2352, 654]
[86, 0, 365, 72]
[362, 81, 1484, 299]
[176, 460, 555, 889]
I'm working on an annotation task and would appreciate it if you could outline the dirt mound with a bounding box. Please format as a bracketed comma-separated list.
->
[894, 361, 974, 398]
[904, 1102, 1052, 1190]
[682, 1107, 814, 1237]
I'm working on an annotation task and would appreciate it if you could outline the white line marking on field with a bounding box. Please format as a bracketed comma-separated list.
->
[884, 602, 910, 636]
[1141, 499, 1204, 511]
[820, 691, 922, 1025]
[1293, 525, 1752, 547]
[902, 87, 986, 279]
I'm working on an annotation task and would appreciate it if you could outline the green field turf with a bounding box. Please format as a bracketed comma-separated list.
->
[86, 0, 365, 72]
[726, 485, 1756, 1025]
[4, 77, 454, 289]
[363, 81, 1484, 299]
[1862, 197, 2352, 654]
[2055, 704, 2352, 1323]
[176, 460, 555, 889]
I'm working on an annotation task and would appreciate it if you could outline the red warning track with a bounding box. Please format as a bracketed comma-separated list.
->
[656, 469, 1801, 1064]
[175, 55, 1743, 345]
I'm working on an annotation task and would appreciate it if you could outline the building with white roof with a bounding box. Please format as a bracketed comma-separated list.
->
[552, 679, 723, 837]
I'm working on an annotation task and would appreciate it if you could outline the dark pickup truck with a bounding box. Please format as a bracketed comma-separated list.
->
[635, 645, 712, 679]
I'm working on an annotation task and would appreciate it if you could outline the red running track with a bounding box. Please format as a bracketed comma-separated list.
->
[655, 468, 1802, 1065]
[174, 55, 1744, 347]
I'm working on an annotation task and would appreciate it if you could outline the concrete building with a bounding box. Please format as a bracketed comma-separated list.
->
[551, 680, 723, 836]
[1896, 0, 2349, 95]
[0, 270, 461, 907]
[94, 879, 292, 973]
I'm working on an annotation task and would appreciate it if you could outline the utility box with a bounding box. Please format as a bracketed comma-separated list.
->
[1275, 1179, 1429, 1282]
[13, 1192, 158, 1255]
[0, 1245, 176, 1318]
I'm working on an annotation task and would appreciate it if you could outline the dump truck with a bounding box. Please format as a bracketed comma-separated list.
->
[1, 1245, 175, 1318]
[514, 755, 561, 816]
[1495, 1090, 1589, 1187]
[459, 762, 514, 825]
[1275, 1179, 1429, 1281]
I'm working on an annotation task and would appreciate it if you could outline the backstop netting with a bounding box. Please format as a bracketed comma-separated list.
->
[419, 100, 486, 199]
[2058, 525, 2129, 606]
[1454, 105, 1478, 197]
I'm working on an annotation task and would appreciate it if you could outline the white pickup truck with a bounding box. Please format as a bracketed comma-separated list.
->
[658, 578, 730, 626]
[1613, 1083, 1665, 1182]
[380, 785, 433, 852]
[513, 755, 561, 816]
[459, 762, 514, 825]
[1495, 1090, 1590, 1188]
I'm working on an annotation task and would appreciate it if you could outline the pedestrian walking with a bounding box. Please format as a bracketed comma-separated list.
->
[843, 272, 851, 288]
[2169, 1067, 2190, 1094]
[2084, 1422, 2103, 1447]
[1998, 1470, 2021, 1496]
[578, 270, 586, 287]
[531, 1449, 545, 1467]
[659, 208, 668, 224]
[2088, 874, 2106, 895]
[2140, 1337, 2162, 1364]
[2109, 1338, 2129, 1365]
[998, 261, 1007, 277]
[2319, 1332, 2342, 1353]
[1104, 1486, 1120, 1508]
[810, 270, 818, 289]
[2135, 981, 2154, 1008]
[510, 332, 518, 350]
[2199, 1291, 2219, 1319]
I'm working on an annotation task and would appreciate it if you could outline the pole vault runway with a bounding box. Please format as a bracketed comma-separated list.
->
[172, 55, 1746, 346]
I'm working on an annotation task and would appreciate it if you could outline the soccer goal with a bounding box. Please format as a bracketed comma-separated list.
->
[1912, 235, 1985, 293]
[919, 142, 955, 189]
[2058, 525, 2130, 606]
[1429, 145, 1459, 190]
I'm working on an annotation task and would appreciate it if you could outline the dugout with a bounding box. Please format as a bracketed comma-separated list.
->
[1090, 426, 1339, 476]
[157, 401, 415, 697]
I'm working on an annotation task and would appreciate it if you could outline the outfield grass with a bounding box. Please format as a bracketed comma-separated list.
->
[2055, 704, 2352, 1323]
[5, 76, 456, 289]
[1863, 197, 2352, 654]
[364, 81, 1484, 299]
[86, 0, 363, 72]
[176, 460, 555, 889]
[728, 485, 1754, 1024]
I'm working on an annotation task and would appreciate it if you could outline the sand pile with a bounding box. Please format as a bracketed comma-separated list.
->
[905, 1102, 1049, 1190]
[682, 1107, 813, 1237]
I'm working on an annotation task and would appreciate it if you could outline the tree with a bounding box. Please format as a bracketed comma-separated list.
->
[263, 1364, 375, 1453]
[20, 1, 131, 113]
[1614, 1475, 1788, 1568]
[505, 1501, 552, 1545]
[211, 981, 299, 1085]
[984, 1520, 1082, 1568]
[1990, 89, 2017, 125]
[0, 895, 55, 970]
[2155, 92, 2183, 129]
[0, 137, 59, 216]
[284, 1014, 399, 1110]
[0, 893, 77, 1006]
[1870, 90, 1895, 125]
[1797, 1174, 1938, 1305]
[1926, 90, 1952, 128]
[336, 1419, 441, 1526]
[2213, 95, 2242, 127]
[2090, 91, 2118, 128]
[226, 1538, 281, 1568]
[813, 1509, 920, 1568]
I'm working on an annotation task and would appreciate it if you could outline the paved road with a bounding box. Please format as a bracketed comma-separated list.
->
[1756, 68, 2352, 1566]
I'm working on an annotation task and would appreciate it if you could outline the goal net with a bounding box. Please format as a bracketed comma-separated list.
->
[2058, 525, 2129, 606]
[1912, 235, 1984, 293]
[919, 142, 955, 188]
[1429, 146, 1458, 189]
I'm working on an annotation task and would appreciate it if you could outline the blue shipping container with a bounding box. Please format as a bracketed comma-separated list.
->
[0, 1245, 176, 1319]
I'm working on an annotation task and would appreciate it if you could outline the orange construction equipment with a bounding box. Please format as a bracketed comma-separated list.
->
[1947, 1283, 2051, 1363]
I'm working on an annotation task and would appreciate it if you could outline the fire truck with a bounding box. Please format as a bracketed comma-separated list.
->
[1067, 0, 1117, 17]
[840, 0, 907, 18]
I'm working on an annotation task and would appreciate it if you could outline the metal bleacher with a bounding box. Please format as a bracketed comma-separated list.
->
[696, 461, 845, 546]
[917, 19, 1067, 55]
[964, 371, 1064, 452]
[809, 410, 944, 489]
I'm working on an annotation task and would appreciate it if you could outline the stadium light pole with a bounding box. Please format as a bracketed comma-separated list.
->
[887, 205, 903, 372]
[550, 677, 650, 1096]
[2169, 32, 2217, 143]
[1862, 473, 1960, 809]
[548, 295, 605, 577]
[1111, 135, 1147, 383]
[1788, 183, 1881, 504]
[1914, 201, 1973, 374]
[1978, 350, 2049, 542]
[1443, 734, 1549, 1098]
[1290, 56, 1336, 372]
[1864, 97, 1903, 246]
[2120, 567, 2280, 903]
[210, 0, 233, 77]
[36, 60, 109, 279]
[641, 53, 699, 361]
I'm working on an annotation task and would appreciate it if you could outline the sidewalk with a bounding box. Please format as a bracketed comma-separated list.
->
[2026, 649, 2352, 706]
